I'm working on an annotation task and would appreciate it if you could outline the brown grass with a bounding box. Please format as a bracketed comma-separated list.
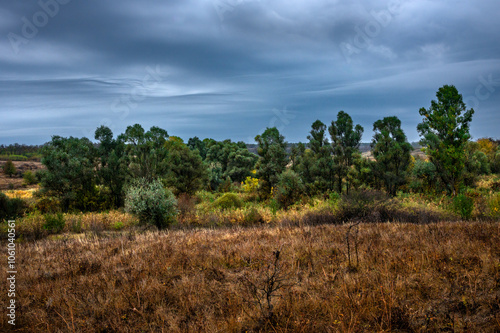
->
[1, 221, 499, 332]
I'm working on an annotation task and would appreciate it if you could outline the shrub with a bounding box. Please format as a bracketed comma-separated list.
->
[0, 192, 27, 221]
[112, 221, 124, 231]
[337, 190, 388, 222]
[242, 176, 260, 193]
[68, 215, 83, 233]
[243, 207, 264, 225]
[487, 193, 500, 218]
[273, 170, 305, 209]
[124, 178, 178, 229]
[3, 159, 16, 177]
[43, 213, 65, 234]
[23, 171, 37, 185]
[453, 194, 474, 220]
[35, 196, 61, 214]
[329, 191, 341, 204]
[213, 193, 243, 210]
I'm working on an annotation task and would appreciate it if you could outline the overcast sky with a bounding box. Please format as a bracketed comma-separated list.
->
[1, 0, 499, 144]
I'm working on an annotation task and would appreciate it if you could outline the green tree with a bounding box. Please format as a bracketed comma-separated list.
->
[329, 111, 364, 194]
[307, 120, 335, 193]
[38, 136, 98, 211]
[187, 136, 207, 160]
[255, 127, 288, 195]
[274, 169, 305, 209]
[95, 126, 128, 208]
[164, 139, 208, 195]
[205, 139, 257, 184]
[3, 159, 16, 177]
[371, 116, 412, 196]
[417, 85, 474, 196]
[122, 124, 169, 180]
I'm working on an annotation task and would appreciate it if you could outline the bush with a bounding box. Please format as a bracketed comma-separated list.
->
[453, 194, 474, 220]
[3, 159, 17, 177]
[243, 207, 264, 225]
[43, 213, 65, 234]
[23, 171, 37, 185]
[124, 178, 178, 229]
[0, 193, 27, 221]
[212, 193, 243, 210]
[337, 190, 388, 222]
[487, 193, 500, 218]
[273, 170, 305, 209]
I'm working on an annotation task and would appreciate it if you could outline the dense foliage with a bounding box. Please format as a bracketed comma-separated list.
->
[3, 84, 499, 225]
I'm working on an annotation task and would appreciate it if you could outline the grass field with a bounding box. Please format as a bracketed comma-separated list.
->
[1, 221, 499, 332]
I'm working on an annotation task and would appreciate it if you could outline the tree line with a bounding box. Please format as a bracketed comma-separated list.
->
[33, 85, 499, 212]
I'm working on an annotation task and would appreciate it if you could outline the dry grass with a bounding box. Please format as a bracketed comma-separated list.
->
[1, 221, 499, 332]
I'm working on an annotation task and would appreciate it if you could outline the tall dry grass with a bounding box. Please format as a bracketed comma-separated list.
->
[1, 221, 499, 332]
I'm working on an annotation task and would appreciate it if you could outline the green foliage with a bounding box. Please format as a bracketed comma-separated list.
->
[164, 139, 208, 195]
[3, 159, 17, 177]
[23, 170, 37, 185]
[243, 207, 264, 225]
[453, 194, 474, 220]
[0, 193, 26, 221]
[219, 176, 234, 193]
[409, 159, 439, 193]
[274, 170, 305, 209]
[0, 155, 27, 161]
[112, 221, 124, 231]
[205, 139, 257, 183]
[255, 127, 288, 195]
[329, 111, 364, 194]
[371, 116, 412, 196]
[329, 191, 340, 204]
[38, 135, 99, 211]
[306, 120, 336, 193]
[212, 193, 243, 210]
[187, 136, 207, 159]
[124, 178, 178, 229]
[417, 85, 474, 196]
[208, 162, 223, 191]
[43, 213, 65, 234]
[122, 124, 169, 180]
[95, 126, 128, 208]
[487, 193, 500, 218]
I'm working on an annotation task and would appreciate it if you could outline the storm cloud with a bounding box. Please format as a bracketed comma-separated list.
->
[1, 0, 499, 144]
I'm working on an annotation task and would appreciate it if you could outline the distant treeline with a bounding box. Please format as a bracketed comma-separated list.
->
[0, 144, 44, 161]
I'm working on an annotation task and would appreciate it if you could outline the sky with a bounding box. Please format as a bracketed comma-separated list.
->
[1, 0, 499, 145]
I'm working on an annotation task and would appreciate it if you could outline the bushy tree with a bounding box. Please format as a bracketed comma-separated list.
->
[164, 139, 208, 195]
[254, 127, 288, 195]
[3, 159, 16, 177]
[122, 124, 169, 180]
[187, 136, 207, 160]
[307, 120, 336, 193]
[205, 139, 256, 184]
[371, 116, 412, 196]
[95, 126, 128, 208]
[417, 85, 474, 196]
[409, 159, 439, 194]
[329, 111, 364, 194]
[274, 169, 305, 209]
[124, 178, 177, 229]
[38, 136, 98, 211]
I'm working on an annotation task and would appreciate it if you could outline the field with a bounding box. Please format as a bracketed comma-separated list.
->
[1, 219, 499, 332]
[0, 160, 44, 190]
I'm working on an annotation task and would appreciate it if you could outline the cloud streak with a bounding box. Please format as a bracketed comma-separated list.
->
[1, 0, 499, 144]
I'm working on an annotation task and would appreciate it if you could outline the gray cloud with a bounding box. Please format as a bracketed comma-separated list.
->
[1, 0, 499, 144]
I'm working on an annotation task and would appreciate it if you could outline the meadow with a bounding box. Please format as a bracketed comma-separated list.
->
[1, 187, 500, 332]
[1, 220, 499, 332]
